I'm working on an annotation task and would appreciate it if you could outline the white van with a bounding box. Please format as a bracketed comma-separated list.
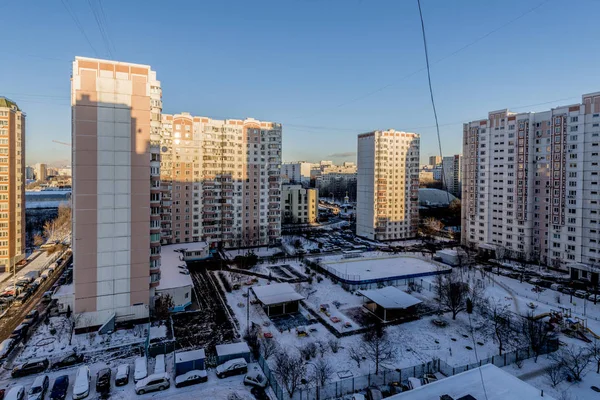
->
[154, 354, 165, 374]
[134, 356, 148, 383]
[73, 366, 90, 399]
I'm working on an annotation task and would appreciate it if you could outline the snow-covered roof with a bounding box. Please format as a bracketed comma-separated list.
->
[358, 287, 421, 309]
[389, 364, 553, 400]
[156, 243, 195, 291]
[215, 342, 250, 357]
[251, 283, 305, 306]
[437, 249, 457, 257]
[175, 349, 206, 363]
[52, 284, 73, 298]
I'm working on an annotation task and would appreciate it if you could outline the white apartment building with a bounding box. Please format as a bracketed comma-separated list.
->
[281, 184, 318, 224]
[281, 162, 313, 185]
[357, 130, 420, 241]
[160, 113, 282, 249]
[442, 155, 462, 198]
[462, 92, 600, 269]
[34, 163, 47, 182]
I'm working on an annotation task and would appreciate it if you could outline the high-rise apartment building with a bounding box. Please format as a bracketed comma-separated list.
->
[25, 166, 34, 180]
[357, 130, 420, 240]
[71, 57, 162, 326]
[281, 162, 313, 185]
[429, 155, 441, 166]
[34, 162, 47, 182]
[462, 92, 600, 269]
[0, 98, 25, 273]
[160, 113, 282, 249]
[442, 155, 462, 198]
[281, 184, 318, 224]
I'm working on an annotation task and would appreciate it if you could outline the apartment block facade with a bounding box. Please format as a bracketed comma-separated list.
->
[462, 92, 600, 269]
[357, 130, 420, 240]
[442, 155, 462, 198]
[71, 57, 162, 325]
[160, 113, 282, 249]
[0, 98, 25, 273]
[281, 184, 318, 224]
[281, 162, 313, 185]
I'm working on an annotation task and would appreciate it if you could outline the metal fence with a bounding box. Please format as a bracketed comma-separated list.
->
[260, 339, 559, 400]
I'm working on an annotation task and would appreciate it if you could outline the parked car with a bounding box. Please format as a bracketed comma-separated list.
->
[574, 290, 588, 299]
[72, 366, 90, 400]
[588, 294, 600, 302]
[174, 370, 208, 388]
[41, 291, 54, 303]
[49, 375, 69, 400]
[243, 370, 267, 388]
[4, 386, 25, 400]
[559, 286, 574, 295]
[407, 377, 422, 390]
[52, 351, 84, 369]
[115, 364, 130, 386]
[12, 292, 30, 307]
[216, 358, 248, 379]
[11, 358, 49, 378]
[134, 357, 148, 383]
[9, 323, 29, 341]
[27, 375, 49, 400]
[528, 278, 542, 285]
[0, 338, 16, 361]
[250, 387, 270, 400]
[135, 373, 170, 395]
[96, 368, 111, 394]
[550, 283, 562, 291]
[23, 310, 39, 325]
[366, 388, 383, 400]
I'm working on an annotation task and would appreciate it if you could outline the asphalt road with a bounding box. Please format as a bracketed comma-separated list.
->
[0, 251, 72, 342]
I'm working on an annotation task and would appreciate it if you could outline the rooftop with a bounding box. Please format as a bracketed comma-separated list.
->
[215, 342, 250, 357]
[0, 97, 20, 111]
[418, 188, 458, 207]
[175, 349, 206, 363]
[389, 364, 553, 400]
[251, 283, 305, 306]
[358, 287, 421, 309]
[157, 243, 200, 291]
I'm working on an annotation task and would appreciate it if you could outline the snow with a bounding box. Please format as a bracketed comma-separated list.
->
[251, 283, 305, 305]
[149, 325, 167, 341]
[317, 253, 449, 281]
[224, 246, 283, 259]
[358, 287, 422, 309]
[175, 349, 206, 363]
[157, 244, 193, 291]
[215, 342, 250, 358]
[53, 283, 73, 297]
[390, 364, 553, 400]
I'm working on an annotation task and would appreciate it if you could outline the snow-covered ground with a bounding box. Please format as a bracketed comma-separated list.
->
[224, 246, 284, 259]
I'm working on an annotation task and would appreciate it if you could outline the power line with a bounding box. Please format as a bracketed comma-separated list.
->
[88, 0, 113, 58]
[97, 0, 117, 56]
[291, 0, 551, 120]
[61, 0, 99, 56]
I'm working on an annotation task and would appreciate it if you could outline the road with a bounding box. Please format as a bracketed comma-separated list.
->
[0, 251, 71, 342]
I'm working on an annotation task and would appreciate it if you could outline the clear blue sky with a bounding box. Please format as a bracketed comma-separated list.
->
[1, 0, 599, 166]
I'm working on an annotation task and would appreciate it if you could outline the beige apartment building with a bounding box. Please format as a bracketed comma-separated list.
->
[357, 130, 420, 240]
[0, 98, 25, 273]
[71, 57, 162, 326]
[281, 184, 318, 224]
[160, 113, 282, 249]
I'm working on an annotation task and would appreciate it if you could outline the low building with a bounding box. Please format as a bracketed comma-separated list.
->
[389, 364, 552, 400]
[175, 349, 206, 376]
[215, 342, 251, 364]
[568, 263, 600, 286]
[358, 286, 421, 321]
[251, 283, 305, 316]
[281, 184, 319, 224]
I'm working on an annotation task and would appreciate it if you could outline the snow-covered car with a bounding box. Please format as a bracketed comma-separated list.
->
[175, 370, 208, 388]
[0, 338, 16, 361]
[27, 375, 49, 400]
[574, 290, 587, 299]
[154, 354, 166, 374]
[244, 370, 267, 388]
[72, 366, 90, 400]
[407, 377, 422, 390]
[115, 364, 130, 386]
[5, 385, 25, 400]
[366, 388, 383, 400]
[134, 357, 148, 383]
[216, 358, 247, 379]
[52, 351, 84, 369]
[588, 294, 600, 302]
[135, 373, 170, 395]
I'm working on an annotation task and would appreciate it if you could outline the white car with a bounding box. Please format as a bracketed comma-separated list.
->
[4, 385, 25, 400]
[135, 373, 170, 395]
[244, 369, 267, 388]
[134, 356, 148, 383]
[216, 358, 248, 379]
[115, 364, 130, 386]
[73, 366, 90, 399]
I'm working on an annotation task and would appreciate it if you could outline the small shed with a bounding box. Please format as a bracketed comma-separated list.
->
[358, 286, 422, 322]
[251, 283, 305, 316]
[175, 349, 206, 376]
[216, 342, 251, 365]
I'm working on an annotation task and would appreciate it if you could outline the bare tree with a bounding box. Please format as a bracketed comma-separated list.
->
[360, 323, 396, 374]
[154, 294, 174, 321]
[522, 311, 552, 362]
[312, 357, 334, 386]
[316, 340, 328, 357]
[273, 351, 306, 397]
[328, 338, 340, 353]
[550, 344, 592, 382]
[484, 301, 513, 356]
[588, 339, 600, 374]
[33, 234, 45, 247]
[545, 363, 564, 387]
[259, 337, 278, 360]
[423, 217, 444, 240]
[348, 345, 362, 368]
[435, 271, 470, 320]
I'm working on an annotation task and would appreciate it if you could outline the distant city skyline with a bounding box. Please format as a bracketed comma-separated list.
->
[2, 0, 600, 166]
